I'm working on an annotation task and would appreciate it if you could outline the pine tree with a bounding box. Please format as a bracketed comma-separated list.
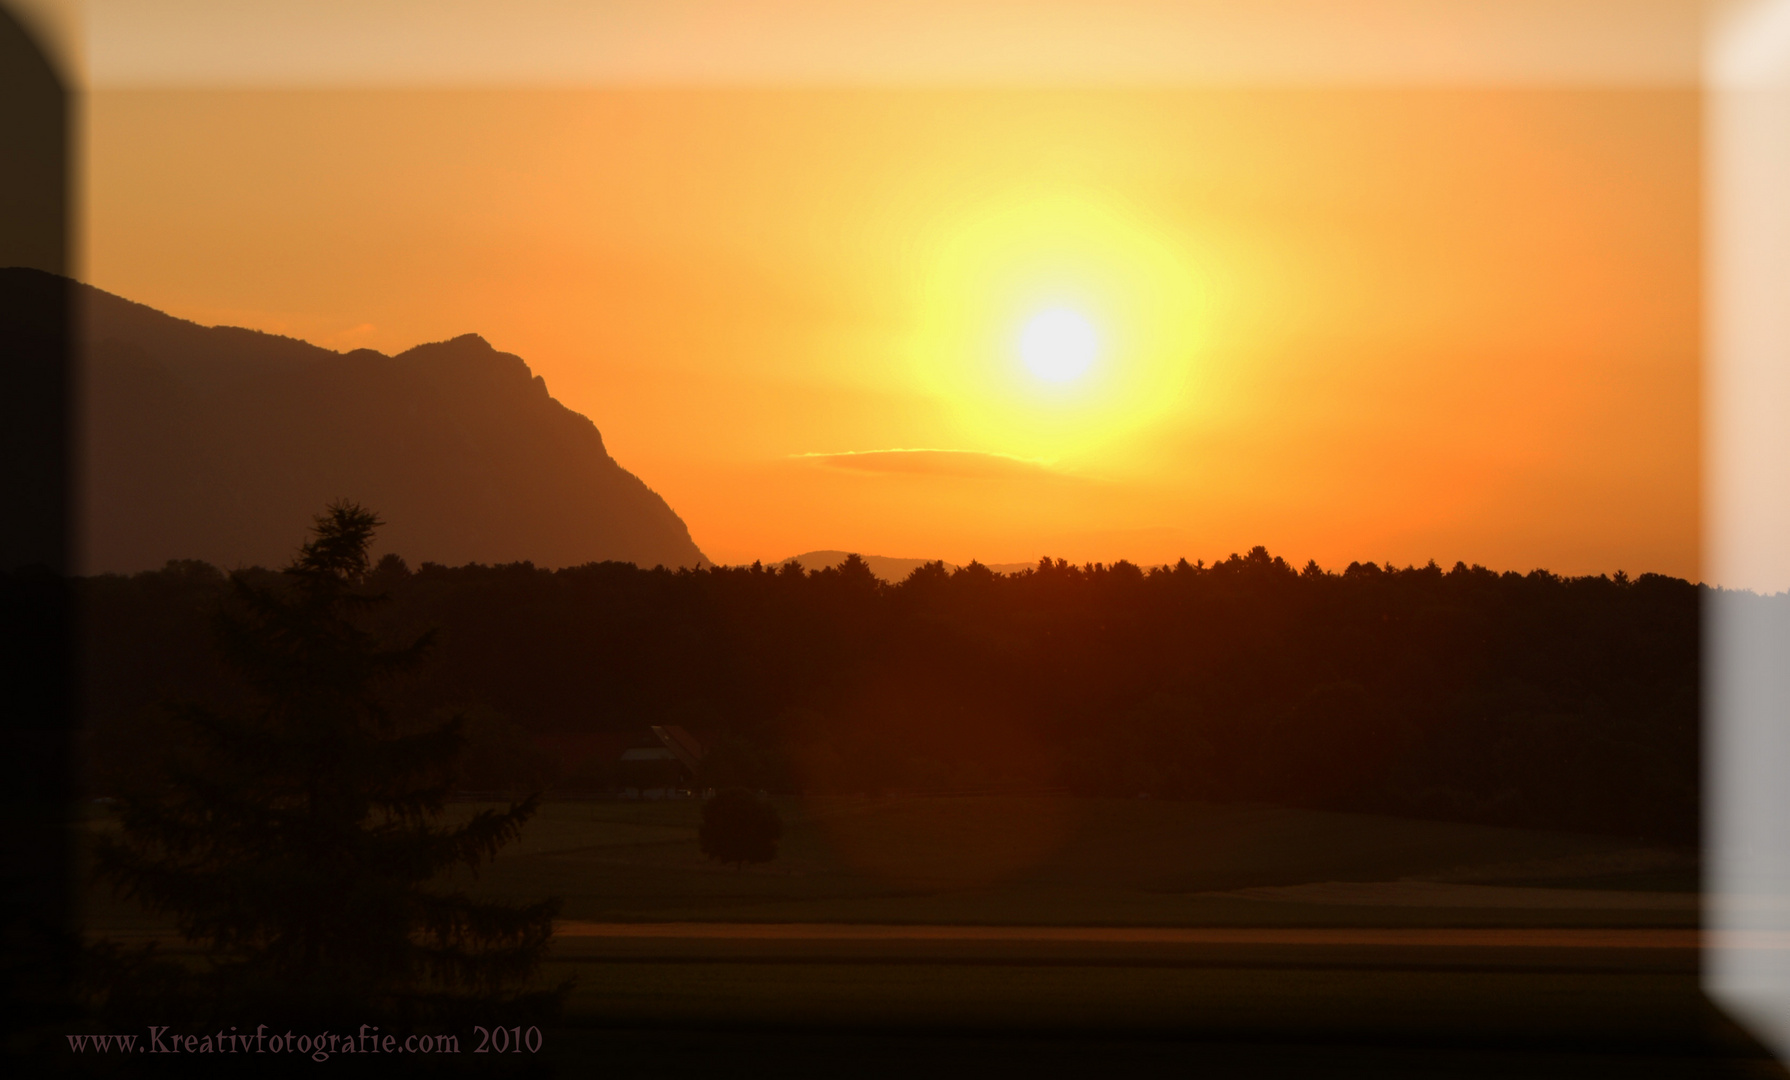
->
[93, 503, 561, 1022]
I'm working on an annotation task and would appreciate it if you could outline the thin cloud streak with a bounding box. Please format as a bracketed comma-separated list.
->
[797, 449, 1059, 480]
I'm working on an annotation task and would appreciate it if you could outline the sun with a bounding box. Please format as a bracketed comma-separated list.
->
[1019, 308, 1099, 384]
[907, 194, 1210, 460]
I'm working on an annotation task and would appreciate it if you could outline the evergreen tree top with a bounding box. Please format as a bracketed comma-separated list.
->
[93, 502, 563, 1023]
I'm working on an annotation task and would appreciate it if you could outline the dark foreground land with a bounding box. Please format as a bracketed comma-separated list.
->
[536, 946, 1765, 1079]
[78, 796, 1785, 1076]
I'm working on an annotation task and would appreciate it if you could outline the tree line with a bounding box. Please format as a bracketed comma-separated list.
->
[81, 545, 1714, 842]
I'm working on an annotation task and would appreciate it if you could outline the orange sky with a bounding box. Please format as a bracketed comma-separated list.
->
[82, 88, 1698, 575]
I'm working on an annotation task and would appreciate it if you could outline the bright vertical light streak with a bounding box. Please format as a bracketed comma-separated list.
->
[1706, 0, 1790, 1063]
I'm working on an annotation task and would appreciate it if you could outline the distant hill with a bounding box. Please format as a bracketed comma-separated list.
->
[4, 269, 708, 572]
[775, 550, 1037, 583]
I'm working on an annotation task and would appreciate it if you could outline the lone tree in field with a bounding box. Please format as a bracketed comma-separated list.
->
[698, 789, 783, 870]
[93, 503, 560, 1021]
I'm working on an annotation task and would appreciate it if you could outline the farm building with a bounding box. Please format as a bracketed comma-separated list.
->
[617, 724, 705, 798]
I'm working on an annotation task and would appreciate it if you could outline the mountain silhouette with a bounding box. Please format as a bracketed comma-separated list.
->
[775, 550, 1037, 582]
[775, 550, 945, 583]
[4, 269, 708, 572]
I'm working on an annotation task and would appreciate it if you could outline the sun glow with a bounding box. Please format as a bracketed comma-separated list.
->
[1019, 308, 1099, 384]
[908, 195, 1208, 462]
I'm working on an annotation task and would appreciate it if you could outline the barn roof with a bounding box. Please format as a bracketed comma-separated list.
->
[651, 724, 705, 774]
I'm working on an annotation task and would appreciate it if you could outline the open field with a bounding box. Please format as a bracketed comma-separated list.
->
[443, 795, 1702, 929]
[78, 795, 1702, 935]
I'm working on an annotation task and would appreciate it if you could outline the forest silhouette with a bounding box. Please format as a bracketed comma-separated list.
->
[82, 544, 1711, 844]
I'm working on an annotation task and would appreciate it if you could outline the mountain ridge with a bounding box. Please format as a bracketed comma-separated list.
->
[2, 269, 709, 572]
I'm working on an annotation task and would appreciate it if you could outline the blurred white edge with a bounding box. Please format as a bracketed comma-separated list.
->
[0, 0, 1711, 90]
[1707, 0, 1790, 1063]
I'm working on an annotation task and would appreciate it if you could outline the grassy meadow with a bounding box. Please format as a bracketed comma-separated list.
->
[443, 795, 1698, 928]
